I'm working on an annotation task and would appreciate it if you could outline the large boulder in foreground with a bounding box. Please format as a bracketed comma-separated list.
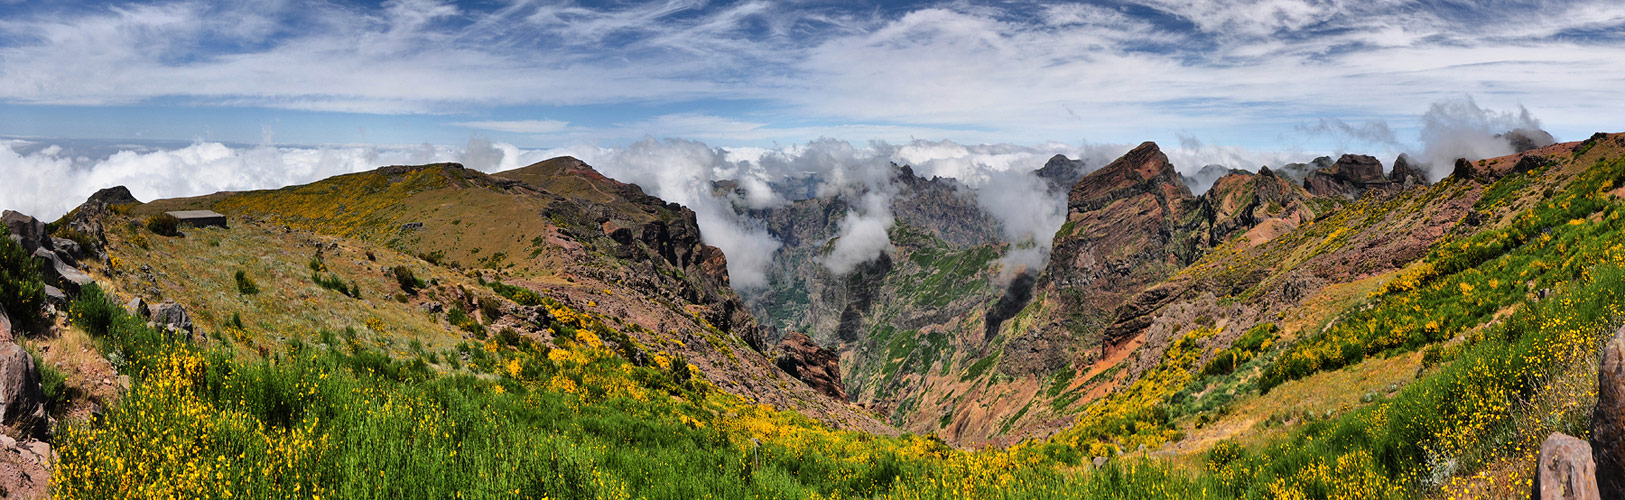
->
[1593, 327, 1625, 498]
[1533, 432, 1600, 500]
[774, 332, 847, 401]
[0, 343, 48, 440]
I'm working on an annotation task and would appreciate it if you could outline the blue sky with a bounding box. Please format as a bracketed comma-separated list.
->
[1, 0, 1622, 151]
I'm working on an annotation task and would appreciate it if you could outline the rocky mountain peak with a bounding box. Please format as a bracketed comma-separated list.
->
[1036, 154, 1087, 192]
[1304, 154, 1393, 199]
[1068, 141, 1191, 212]
[86, 186, 141, 207]
[1390, 153, 1428, 186]
[1501, 128, 1557, 153]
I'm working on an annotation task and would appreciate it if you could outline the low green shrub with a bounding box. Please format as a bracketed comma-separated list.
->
[0, 235, 45, 332]
[234, 270, 259, 295]
[145, 214, 180, 237]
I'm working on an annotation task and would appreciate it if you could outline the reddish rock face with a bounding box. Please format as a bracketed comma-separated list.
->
[1534, 433, 1601, 500]
[1016, 142, 1201, 374]
[774, 332, 847, 400]
[1594, 327, 1625, 498]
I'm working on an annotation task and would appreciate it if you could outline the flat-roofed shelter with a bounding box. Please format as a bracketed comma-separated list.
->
[166, 210, 228, 229]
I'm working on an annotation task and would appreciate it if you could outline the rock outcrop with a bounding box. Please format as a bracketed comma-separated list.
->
[1020, 142, 1202, 370]
[1390, 154, 1428, 187]
[1303, 154, 1393, 199]
[1593, 327, 1625, 498]
[0, 344, 48, 440]
[1533, 433, 1601, 500]
[4, 210, 99, 299]
[1503, 128, 1558, 153]
[774, 332, 847, 400]
[1273, 156, 1334, 185]
[1036, 154, 1088, 193]
[0, 305, 10, 342]
[125, 297, 150, 320]
[85, 186, 141, 207]
[0, 212, 47, 255]
[31, 248, 92, 297]
[1198, 168, 1317, 245]
[496, 157, 765, 351]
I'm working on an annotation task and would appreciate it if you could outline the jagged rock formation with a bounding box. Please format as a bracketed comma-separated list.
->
[1303, 154, 1394, 200]
[774, 332, 846, 400]
[1273, 156, 1334, 184]
[1036, 154, 1088, 193]
[1390, 154, 1428, 187]
[1024, 143, 1320, 368]
[1198, 167, 1318, 245]
[1028, 142, 1204, 368]
[1502, 128, 1558, 153]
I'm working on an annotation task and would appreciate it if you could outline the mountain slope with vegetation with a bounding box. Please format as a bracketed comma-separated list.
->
[1, 133, 1623, 498]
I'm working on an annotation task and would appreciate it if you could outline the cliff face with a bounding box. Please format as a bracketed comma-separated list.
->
[1031, 142, 1204, 364]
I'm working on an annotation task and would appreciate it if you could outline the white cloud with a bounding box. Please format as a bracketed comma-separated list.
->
[1417, 96, 1546, 180]
[822, 191, 895, 275]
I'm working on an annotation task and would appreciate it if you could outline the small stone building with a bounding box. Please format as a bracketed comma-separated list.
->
[165, 210, 228, 229]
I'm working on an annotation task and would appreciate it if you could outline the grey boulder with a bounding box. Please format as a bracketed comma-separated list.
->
[0, 343, 48, 440]
[125, 297, 150, 320]
[0, 212, 45, 254]
[151, 301, 194, 338]
[31, 247, 92, 297]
